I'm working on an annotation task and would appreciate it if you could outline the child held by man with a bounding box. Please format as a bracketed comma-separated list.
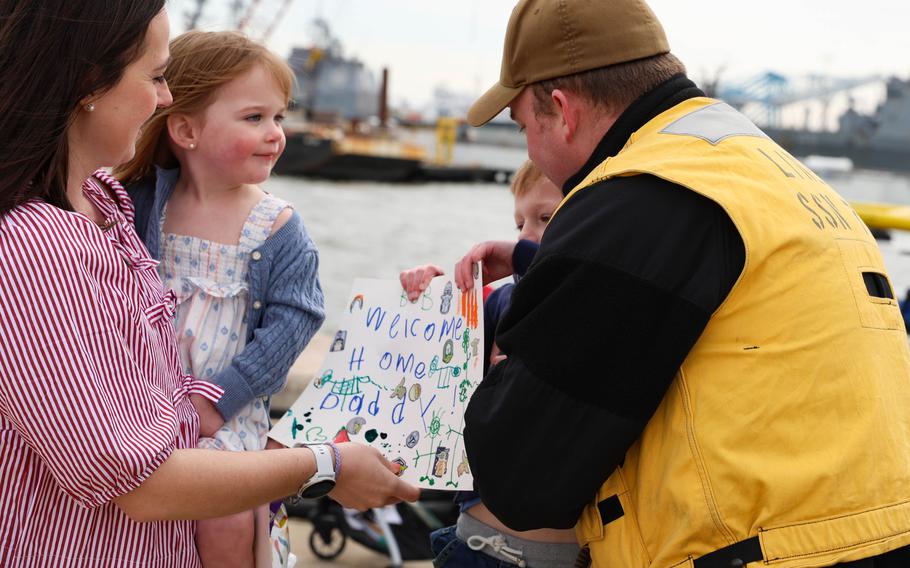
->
[400, 160, 580, 567]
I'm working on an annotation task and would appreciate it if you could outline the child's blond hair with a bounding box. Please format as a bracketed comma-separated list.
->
[510, 160, 545, 197]
[116, 31, 294, 184]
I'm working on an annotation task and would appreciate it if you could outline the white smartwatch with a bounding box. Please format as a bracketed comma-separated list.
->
[295, 444, 336, 500]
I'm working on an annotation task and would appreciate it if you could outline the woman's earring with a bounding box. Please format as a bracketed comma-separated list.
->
[85, 103, 95, 112]
[188, 143, 196, 150]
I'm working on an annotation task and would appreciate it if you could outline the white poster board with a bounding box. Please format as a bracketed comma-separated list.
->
[270, 267, 483, 490]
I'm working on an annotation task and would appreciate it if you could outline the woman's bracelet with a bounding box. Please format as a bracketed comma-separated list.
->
[326, 442, 342, 477]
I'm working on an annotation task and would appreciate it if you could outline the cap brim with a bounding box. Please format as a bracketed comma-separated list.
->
[467, 82, 524, 127]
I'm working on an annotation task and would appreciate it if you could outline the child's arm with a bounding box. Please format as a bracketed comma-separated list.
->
[211, 216, 325, 421]
[454, 240, 518, 291]
[191, 393, 225, 437]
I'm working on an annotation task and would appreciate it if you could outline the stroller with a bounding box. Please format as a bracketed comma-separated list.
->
[286, 490, 459, 567]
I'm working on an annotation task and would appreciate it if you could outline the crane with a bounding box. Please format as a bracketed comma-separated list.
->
[184, 0, 294, 43]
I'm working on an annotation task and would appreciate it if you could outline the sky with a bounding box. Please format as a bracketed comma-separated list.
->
[168, 0, 910, 109]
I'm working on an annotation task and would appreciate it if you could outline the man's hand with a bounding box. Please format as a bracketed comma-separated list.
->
[455, 241, 517, 291]
[190, 393, 225, 438]
[399, 264, 444, 302]
[330, 443, 421, 509]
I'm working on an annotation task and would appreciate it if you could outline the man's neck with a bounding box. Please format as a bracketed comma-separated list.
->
[561, 74, 703, 194]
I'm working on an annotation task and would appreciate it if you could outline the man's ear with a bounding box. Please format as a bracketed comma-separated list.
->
[167, 114, 199, 151]
[551, 89, 578, 143]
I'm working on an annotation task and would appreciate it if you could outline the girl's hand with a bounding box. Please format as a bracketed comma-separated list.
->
[399, 264, 444, 302]
[190, 394, 225, 438]
[329, 443, 420, 510]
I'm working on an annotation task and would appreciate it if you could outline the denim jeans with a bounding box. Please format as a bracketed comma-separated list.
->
[430, 526, 519, 568]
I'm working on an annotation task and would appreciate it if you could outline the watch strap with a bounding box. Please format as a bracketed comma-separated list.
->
[309, 444, 334, 479]
[293, 444, 337, 501]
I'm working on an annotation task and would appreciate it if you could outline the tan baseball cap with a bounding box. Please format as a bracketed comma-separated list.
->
[468, 0, 670, 126]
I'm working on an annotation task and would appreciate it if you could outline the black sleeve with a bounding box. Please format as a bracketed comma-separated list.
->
[512, 239, 539, 278]
[483, 284, 514, 376]
[463, 174, 745, 530]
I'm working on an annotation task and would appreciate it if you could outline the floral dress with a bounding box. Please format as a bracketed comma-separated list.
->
[160, 193, 293, 567]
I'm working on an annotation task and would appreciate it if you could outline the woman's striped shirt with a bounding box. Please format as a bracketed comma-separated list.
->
[0, 171, 222, 567]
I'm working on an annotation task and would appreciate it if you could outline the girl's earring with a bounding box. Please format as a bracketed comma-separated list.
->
[188, 143, 196, 150]
[85, 103, 95, 112]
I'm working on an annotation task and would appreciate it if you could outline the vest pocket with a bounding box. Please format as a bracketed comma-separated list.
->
[576, 469, 651, 567]
[835, 238, 902, 330]
[577, 470, 626, 545]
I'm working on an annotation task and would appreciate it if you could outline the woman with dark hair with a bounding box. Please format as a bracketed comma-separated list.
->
[0, 3, 418, 566]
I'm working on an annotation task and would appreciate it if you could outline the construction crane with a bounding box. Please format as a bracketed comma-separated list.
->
[185, 0, 294, 43]
[719, 71, 883, 128]
[260, 0, 294, 42]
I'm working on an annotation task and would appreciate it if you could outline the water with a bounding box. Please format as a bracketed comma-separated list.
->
[263, 137, 530, 331]
[263, 147, 910, 331]
[822, 169, 910, 205]
[264, 176, 519, 330]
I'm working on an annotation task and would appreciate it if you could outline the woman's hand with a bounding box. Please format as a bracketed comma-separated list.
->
[190, 394, 225, 438]
[399, 263, 444, 302]
[329, 443, 420, 510]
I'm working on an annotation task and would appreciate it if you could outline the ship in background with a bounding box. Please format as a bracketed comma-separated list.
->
[714, 71, 910, 174]
[274, 19, 509, 183]
[761, 77, 910, 173]
[273, 18, 428, 182]
[181, 3, 511, 183]
[466, 71, 910, 176]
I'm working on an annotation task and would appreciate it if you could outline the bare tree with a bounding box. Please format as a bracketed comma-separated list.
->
[185, 0, 207, 30]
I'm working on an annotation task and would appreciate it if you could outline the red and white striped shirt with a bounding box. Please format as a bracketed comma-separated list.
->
[0, 171, 222, 567]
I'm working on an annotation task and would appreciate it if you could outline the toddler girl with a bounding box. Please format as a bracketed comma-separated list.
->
[117, 31, 324, 568]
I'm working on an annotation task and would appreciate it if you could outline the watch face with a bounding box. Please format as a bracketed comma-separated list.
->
[300, 479, 336, 499]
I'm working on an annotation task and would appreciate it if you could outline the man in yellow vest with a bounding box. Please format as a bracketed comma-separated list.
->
[456, 0, 910, 566]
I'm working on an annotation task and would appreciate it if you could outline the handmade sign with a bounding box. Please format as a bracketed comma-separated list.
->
[270, 266, 483, 490]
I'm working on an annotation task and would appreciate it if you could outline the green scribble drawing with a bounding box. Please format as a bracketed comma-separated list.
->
[416, 409, 444, 486]
[290, 416, 303, 440]
[462, 329, 472, 373]
[316, 370, 387, 396]
[444, 419, 465, 488]
[420, 285, 434, 311]
[458, 378, 474, 403]
[314, 369, 388, 410]
[400, 285, 434, 311]
[314, 369, 333, 389]
[413, 446, 436, 485]
[428, 356, 461, 389]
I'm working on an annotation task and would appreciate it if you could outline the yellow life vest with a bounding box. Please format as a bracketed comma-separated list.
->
[562, 98, 910, 567]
